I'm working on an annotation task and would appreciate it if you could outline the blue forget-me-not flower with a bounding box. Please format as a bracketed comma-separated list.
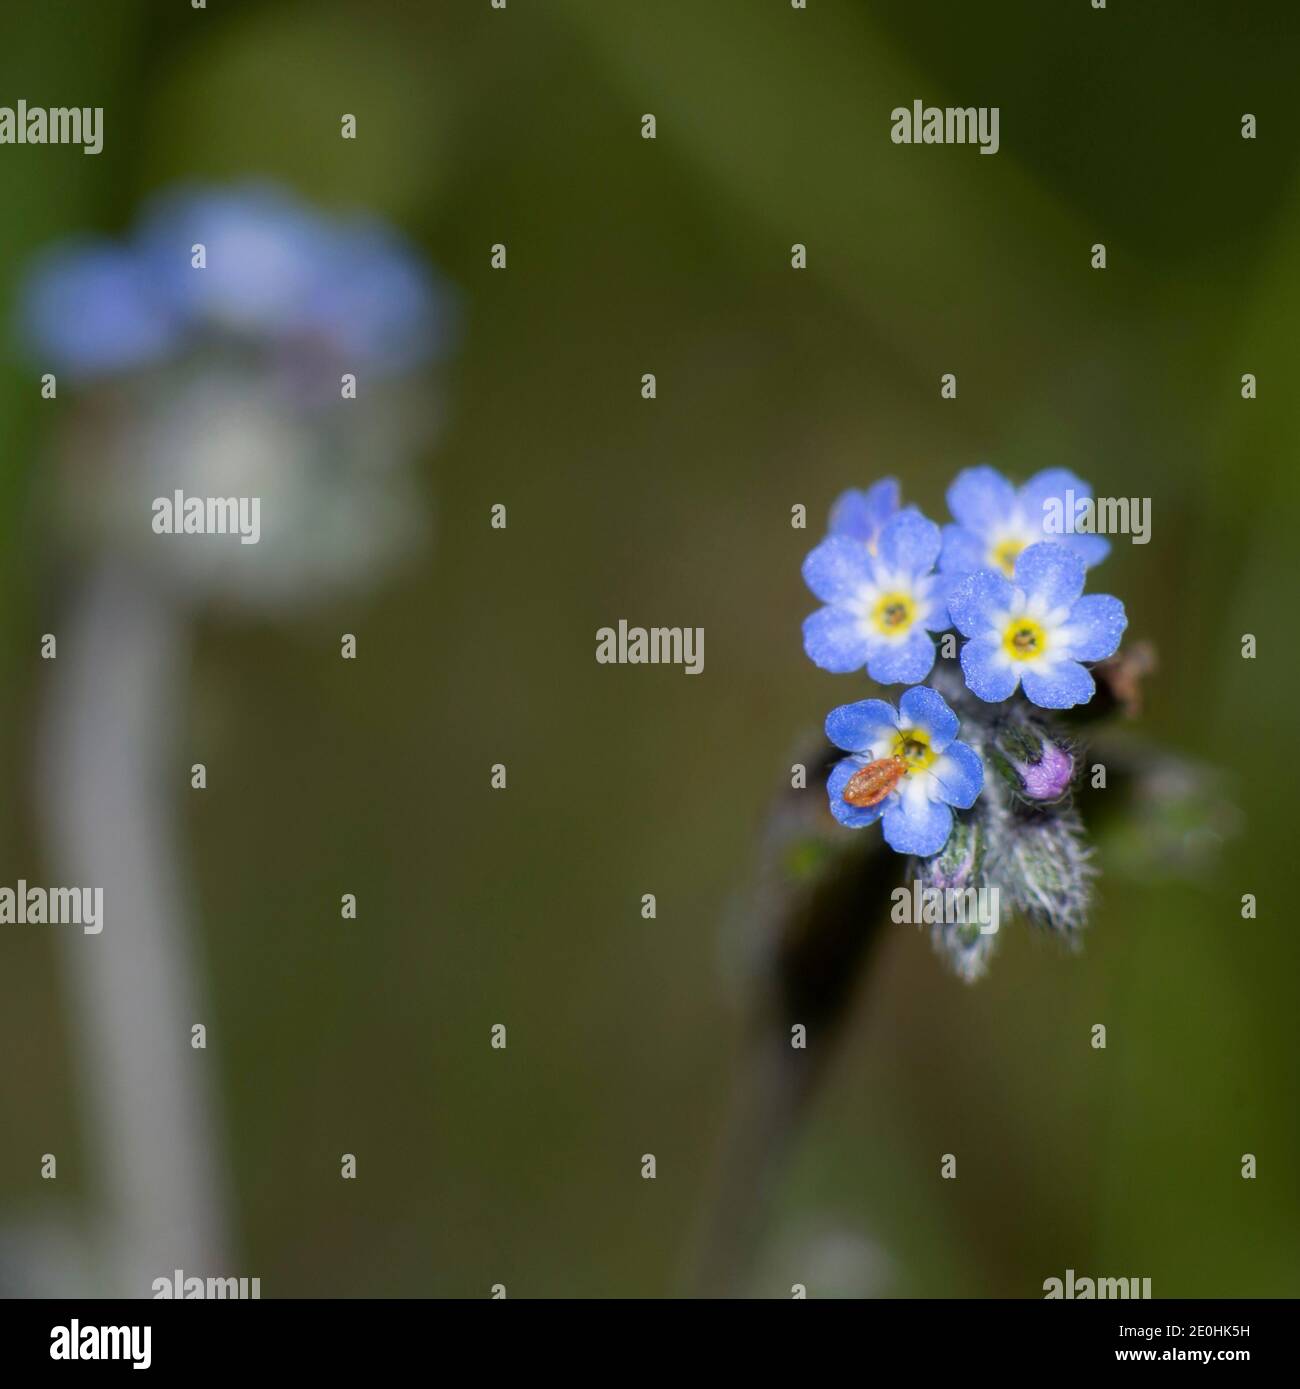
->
[939, 465, 1110, 580]
[803, 510, 952, 684]
[825, 477, 905, 553]
[825, 686, 984, 855]
[20, 181, 456, 383]
[948, 542, 1127, 709]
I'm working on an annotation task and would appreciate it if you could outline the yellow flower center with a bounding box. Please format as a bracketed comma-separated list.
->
[991, 537, 1025, 577]
[871, 591, 915, 635]
[890, 727, 936, 774]
[1003, 616, 1047, 661]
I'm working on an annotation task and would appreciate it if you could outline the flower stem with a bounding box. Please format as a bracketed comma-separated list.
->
[37, 560, 232, 1294]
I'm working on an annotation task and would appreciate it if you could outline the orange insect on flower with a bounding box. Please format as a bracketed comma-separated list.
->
[841, 755, 908, 808]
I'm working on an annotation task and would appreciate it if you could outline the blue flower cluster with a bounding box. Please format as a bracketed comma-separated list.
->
[804, 468, 1127, 857]
[19, 182, 458, 381]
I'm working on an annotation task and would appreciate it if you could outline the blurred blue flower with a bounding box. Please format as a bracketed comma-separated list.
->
[826, 477, 904, 552]
[19, 241, 182, 377]
[802, 509, 951, 684]
[825, 686, 983, 856]
[19, 181, 457, 381]
[939, 465, 1110, 580]
[949, 542, 1127, 709]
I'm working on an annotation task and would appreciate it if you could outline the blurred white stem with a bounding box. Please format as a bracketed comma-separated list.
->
[37, 560, 230, 1295]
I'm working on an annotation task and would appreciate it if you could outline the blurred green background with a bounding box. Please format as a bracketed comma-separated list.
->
[1, 0, 1297, 1297]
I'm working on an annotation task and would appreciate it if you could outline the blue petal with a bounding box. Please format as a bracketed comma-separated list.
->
[1018, 467, 1091, 522]
[865, 627, 935, 685]
[918, 570, 960, 629]
[1061, 593, 1127, 662]
[1013, 542, 1085, 611]
[1018, 470, 1111, 567]
[960, 633, 1020, 702]
[20, 241, 179, 377]
[897, 686, 958, 752]
[947, 465, 1015, 534]
[948, 568, 1015, 638]
[877, 509, 941, 575]
[825, 699, 898, 753]
[938, 523, 986, 576]
[801, 536, 874, 604]
[311, 220, 457, 374]
[1064, 531, 1111, 567]
[802, 606, 871, 673]
[829, 478, 899, 543]
[134, 182, 336, 332]
[827, 758, 888, 829]
[1021, 660, 1095, 709]
[929, 741, 983, 809]
[882, 793, 953, 856]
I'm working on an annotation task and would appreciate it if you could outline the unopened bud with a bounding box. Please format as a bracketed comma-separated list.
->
[997, 807, 1094, 936]
[910, 818, 995, 981]
[924, 816, 984, 891]
[931, 920, 998, 983]
[989, 720, 1074, 803]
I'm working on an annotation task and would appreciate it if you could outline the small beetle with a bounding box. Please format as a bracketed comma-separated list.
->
[841, 755, 908, 808]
